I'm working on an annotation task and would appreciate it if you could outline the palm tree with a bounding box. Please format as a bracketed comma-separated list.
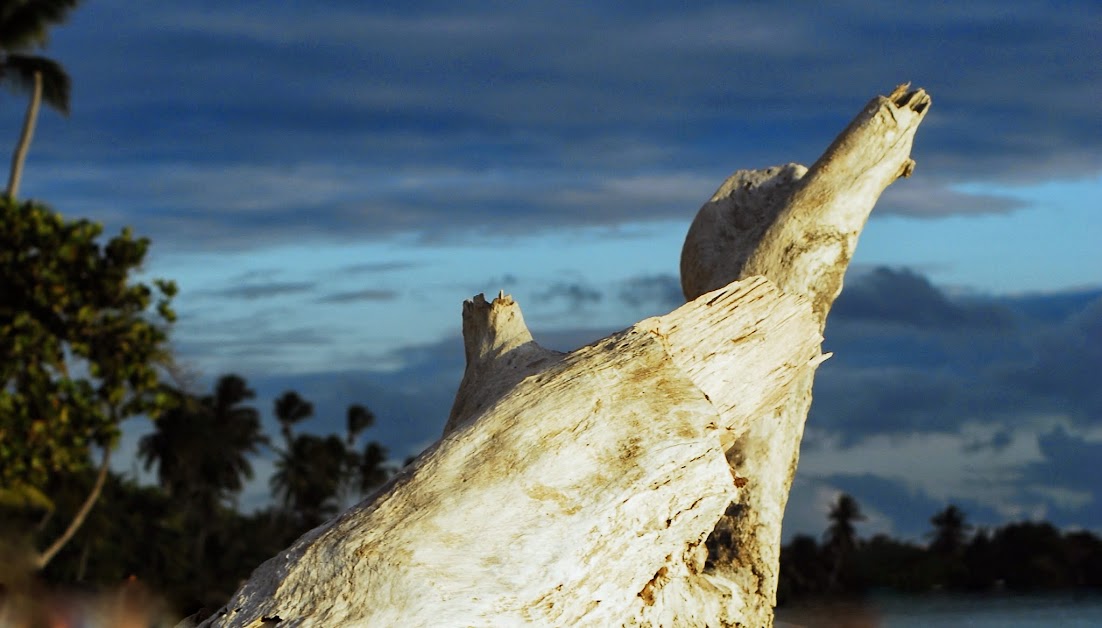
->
[345, 404, 389, 494]
[138, 389, 206, 502]
[271, 434, 346, 528]
[929, 504, 971, 556]
[825, 493, 865, 554]
[345, 404, 374, 447]
[138, 375, 264, 562]
[270, 398, 390, 528]
[823, 493, 866, 592]
[1, 0, 80, 199]
[139, 376, 264, 507]
[275, 390, 313, 445]
[203, 375, 266, 503]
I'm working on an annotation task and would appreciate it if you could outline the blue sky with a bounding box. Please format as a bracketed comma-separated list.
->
[6, 1, 1100, 541]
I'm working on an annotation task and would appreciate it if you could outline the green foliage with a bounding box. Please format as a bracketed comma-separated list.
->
[0, 198, 176, 501]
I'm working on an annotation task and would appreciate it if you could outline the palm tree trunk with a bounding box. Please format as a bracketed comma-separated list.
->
[33, 446, 111, 570]
[6, 70, 42, 200]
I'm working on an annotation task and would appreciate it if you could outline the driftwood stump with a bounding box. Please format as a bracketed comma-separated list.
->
[197, 84, 930, 627]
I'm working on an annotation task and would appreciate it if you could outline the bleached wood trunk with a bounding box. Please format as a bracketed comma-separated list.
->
[196, 85, 929, 628]
[680, 85, 930, 624]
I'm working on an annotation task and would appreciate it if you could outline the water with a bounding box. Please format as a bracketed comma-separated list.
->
[775, 593, 1102, 627]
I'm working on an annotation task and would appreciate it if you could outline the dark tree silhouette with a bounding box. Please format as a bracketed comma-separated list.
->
[203, 375, 266, 502]
[138, 374, 264, 567]
[139, 375, 263, 509]
[823, 493, 866, 592]
[990, 521, 1070, 590]
[825, 494, 864, 555]
[963, 528, 998, 590]
[270, 394, 390, 529]
[271, 434, 347, 528]
[777, 534, 828, 603]
[929, 504, 971, 555]
[345, 404, 388, 495]
[346, 404, 374, 446]
[776, 505, 1102, 605]
[275, 390, 313, 444]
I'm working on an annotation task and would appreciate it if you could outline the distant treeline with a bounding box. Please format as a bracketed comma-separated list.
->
[772, 495, 1102, 605]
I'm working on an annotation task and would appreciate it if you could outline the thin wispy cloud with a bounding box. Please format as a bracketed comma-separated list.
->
[197, 281, 315, 300]
[317, 289, 399, 304]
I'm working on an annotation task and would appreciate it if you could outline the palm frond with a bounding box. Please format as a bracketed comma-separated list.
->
[0, 0, 81, 50]
[0, 52, 70, 113]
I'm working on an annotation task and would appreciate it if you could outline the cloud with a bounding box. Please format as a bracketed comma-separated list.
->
[963, 428, 1014, 453]
[617, 274, 684, 312]
[317, 289, 399, 304]
[814, 268, 1102, 443]
[338, 261, 420, 274]
[771, 268, 1102, 534]
[813, 473, 1006, 540]
[1024, 427, 1102, 498]
[875, 181, 1029, 218]
[197, 281, 316, 300]
[19, 1, 1098, 251]
[997, 296, 1102, 421]
[831, 267, 1013, 329]
[535, 281, 603, 311]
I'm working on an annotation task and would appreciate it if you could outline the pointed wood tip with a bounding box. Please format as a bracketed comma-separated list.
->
[888, 82, 930, 114]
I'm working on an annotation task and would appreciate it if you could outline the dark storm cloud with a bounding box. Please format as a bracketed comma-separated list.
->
[992, 426, 1102, 529]
[813, 268, 1102, 442]
[174, 265, 1100, 458]
[997, 297, 1102, 420]
[17, 1, 1099, 249]
[831, 267, 1013, 329]
[1023, 427, 1102, 496]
